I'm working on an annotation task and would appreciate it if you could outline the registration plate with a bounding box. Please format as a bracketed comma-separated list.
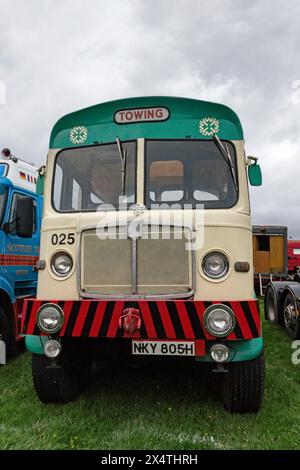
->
[132, 340, 205, 357]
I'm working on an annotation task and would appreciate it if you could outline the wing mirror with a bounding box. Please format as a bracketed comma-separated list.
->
[247, 156, 262, 186]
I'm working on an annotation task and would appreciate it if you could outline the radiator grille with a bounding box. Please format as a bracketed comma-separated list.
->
[81, 225, 192, 296]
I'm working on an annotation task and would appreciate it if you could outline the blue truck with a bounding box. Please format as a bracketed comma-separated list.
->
[0, 148, 41, 364]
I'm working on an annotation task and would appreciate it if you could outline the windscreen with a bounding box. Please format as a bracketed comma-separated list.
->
[53, 141, 136, 212]
[145, 140, 238, 208]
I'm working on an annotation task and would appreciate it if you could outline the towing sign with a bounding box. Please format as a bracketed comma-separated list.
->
[114, 107, 169, 124]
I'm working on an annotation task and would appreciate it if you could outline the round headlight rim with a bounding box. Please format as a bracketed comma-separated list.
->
[201, 250, 230, 281]
[37, 303, 64, 334]
[50, 250, 74, 278]
[204, 304, 236, 338]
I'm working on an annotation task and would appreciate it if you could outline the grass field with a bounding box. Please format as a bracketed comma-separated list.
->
[1, 302, 300, 450]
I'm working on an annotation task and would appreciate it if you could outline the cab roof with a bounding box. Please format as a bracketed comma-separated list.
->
[0, 158, 38, 193]
[50, 96, 244, 149]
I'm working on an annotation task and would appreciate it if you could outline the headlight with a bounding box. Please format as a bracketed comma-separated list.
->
[202, 251, 229, 279]
[44, 340, 62, 359]
[210, 344, 230, 363]
[37, 304, 64, 334]
[204, 304, 235, 337]
[51, 252, 73, 277]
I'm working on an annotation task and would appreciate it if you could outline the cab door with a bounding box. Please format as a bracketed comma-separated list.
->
[2, 190, 39, 297]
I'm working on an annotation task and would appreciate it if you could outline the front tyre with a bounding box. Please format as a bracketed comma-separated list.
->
[222, 352, 265, 413]
[32, 352, 91, 404]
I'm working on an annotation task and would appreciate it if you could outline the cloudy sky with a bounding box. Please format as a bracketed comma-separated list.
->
[0, 0, 300, 235]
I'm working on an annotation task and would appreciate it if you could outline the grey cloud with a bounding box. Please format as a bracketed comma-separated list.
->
[0, 0, 299, 234]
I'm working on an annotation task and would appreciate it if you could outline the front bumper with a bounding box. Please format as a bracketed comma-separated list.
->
[22, 299, 261, 340]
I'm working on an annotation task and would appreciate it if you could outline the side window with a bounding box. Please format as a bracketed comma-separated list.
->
[9, 193, 36, 235]
[257, 236, 270, 251]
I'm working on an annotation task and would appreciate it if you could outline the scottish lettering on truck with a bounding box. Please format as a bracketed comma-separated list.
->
[22, 96, 264, 412]
[0, 148, 40, 364]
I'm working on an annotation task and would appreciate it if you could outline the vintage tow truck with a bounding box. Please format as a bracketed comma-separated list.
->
[22, 96, 264, 412]
[0, 148, 40, 364]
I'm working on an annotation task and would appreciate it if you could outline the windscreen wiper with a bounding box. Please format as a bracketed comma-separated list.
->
[116, 137, 127, 196]
[212, 134, 238, 191]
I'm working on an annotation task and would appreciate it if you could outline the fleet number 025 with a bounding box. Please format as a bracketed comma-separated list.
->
[51, 233, 75, 245]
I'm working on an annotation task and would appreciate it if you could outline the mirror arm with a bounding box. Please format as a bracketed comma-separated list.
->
[246, 156, 258, 166]
[38, 165, 46, 176]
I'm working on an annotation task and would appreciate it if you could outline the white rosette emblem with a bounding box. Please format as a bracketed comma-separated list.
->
[199, 117, 219, 136]
[70, 126, 88, 144]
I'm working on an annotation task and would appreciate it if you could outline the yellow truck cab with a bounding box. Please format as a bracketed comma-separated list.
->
[22, 96, 264, 412]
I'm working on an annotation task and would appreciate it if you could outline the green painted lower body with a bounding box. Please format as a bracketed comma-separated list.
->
[195, 337, 263, 362]
[25, 335, 48, 355]
[25, 335, 263, 362]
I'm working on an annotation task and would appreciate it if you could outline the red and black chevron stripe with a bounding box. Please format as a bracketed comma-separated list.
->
[22, 299, 261, 340]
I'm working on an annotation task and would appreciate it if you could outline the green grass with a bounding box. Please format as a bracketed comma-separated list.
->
[1, 302, 300, 450]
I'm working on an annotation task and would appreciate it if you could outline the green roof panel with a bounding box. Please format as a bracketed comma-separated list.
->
[50, 96, 244, 149]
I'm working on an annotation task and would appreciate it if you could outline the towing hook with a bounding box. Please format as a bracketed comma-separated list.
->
[118, 308, 141, 333]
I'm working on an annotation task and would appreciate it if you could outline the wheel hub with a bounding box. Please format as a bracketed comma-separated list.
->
[284, 303, 296, 329]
